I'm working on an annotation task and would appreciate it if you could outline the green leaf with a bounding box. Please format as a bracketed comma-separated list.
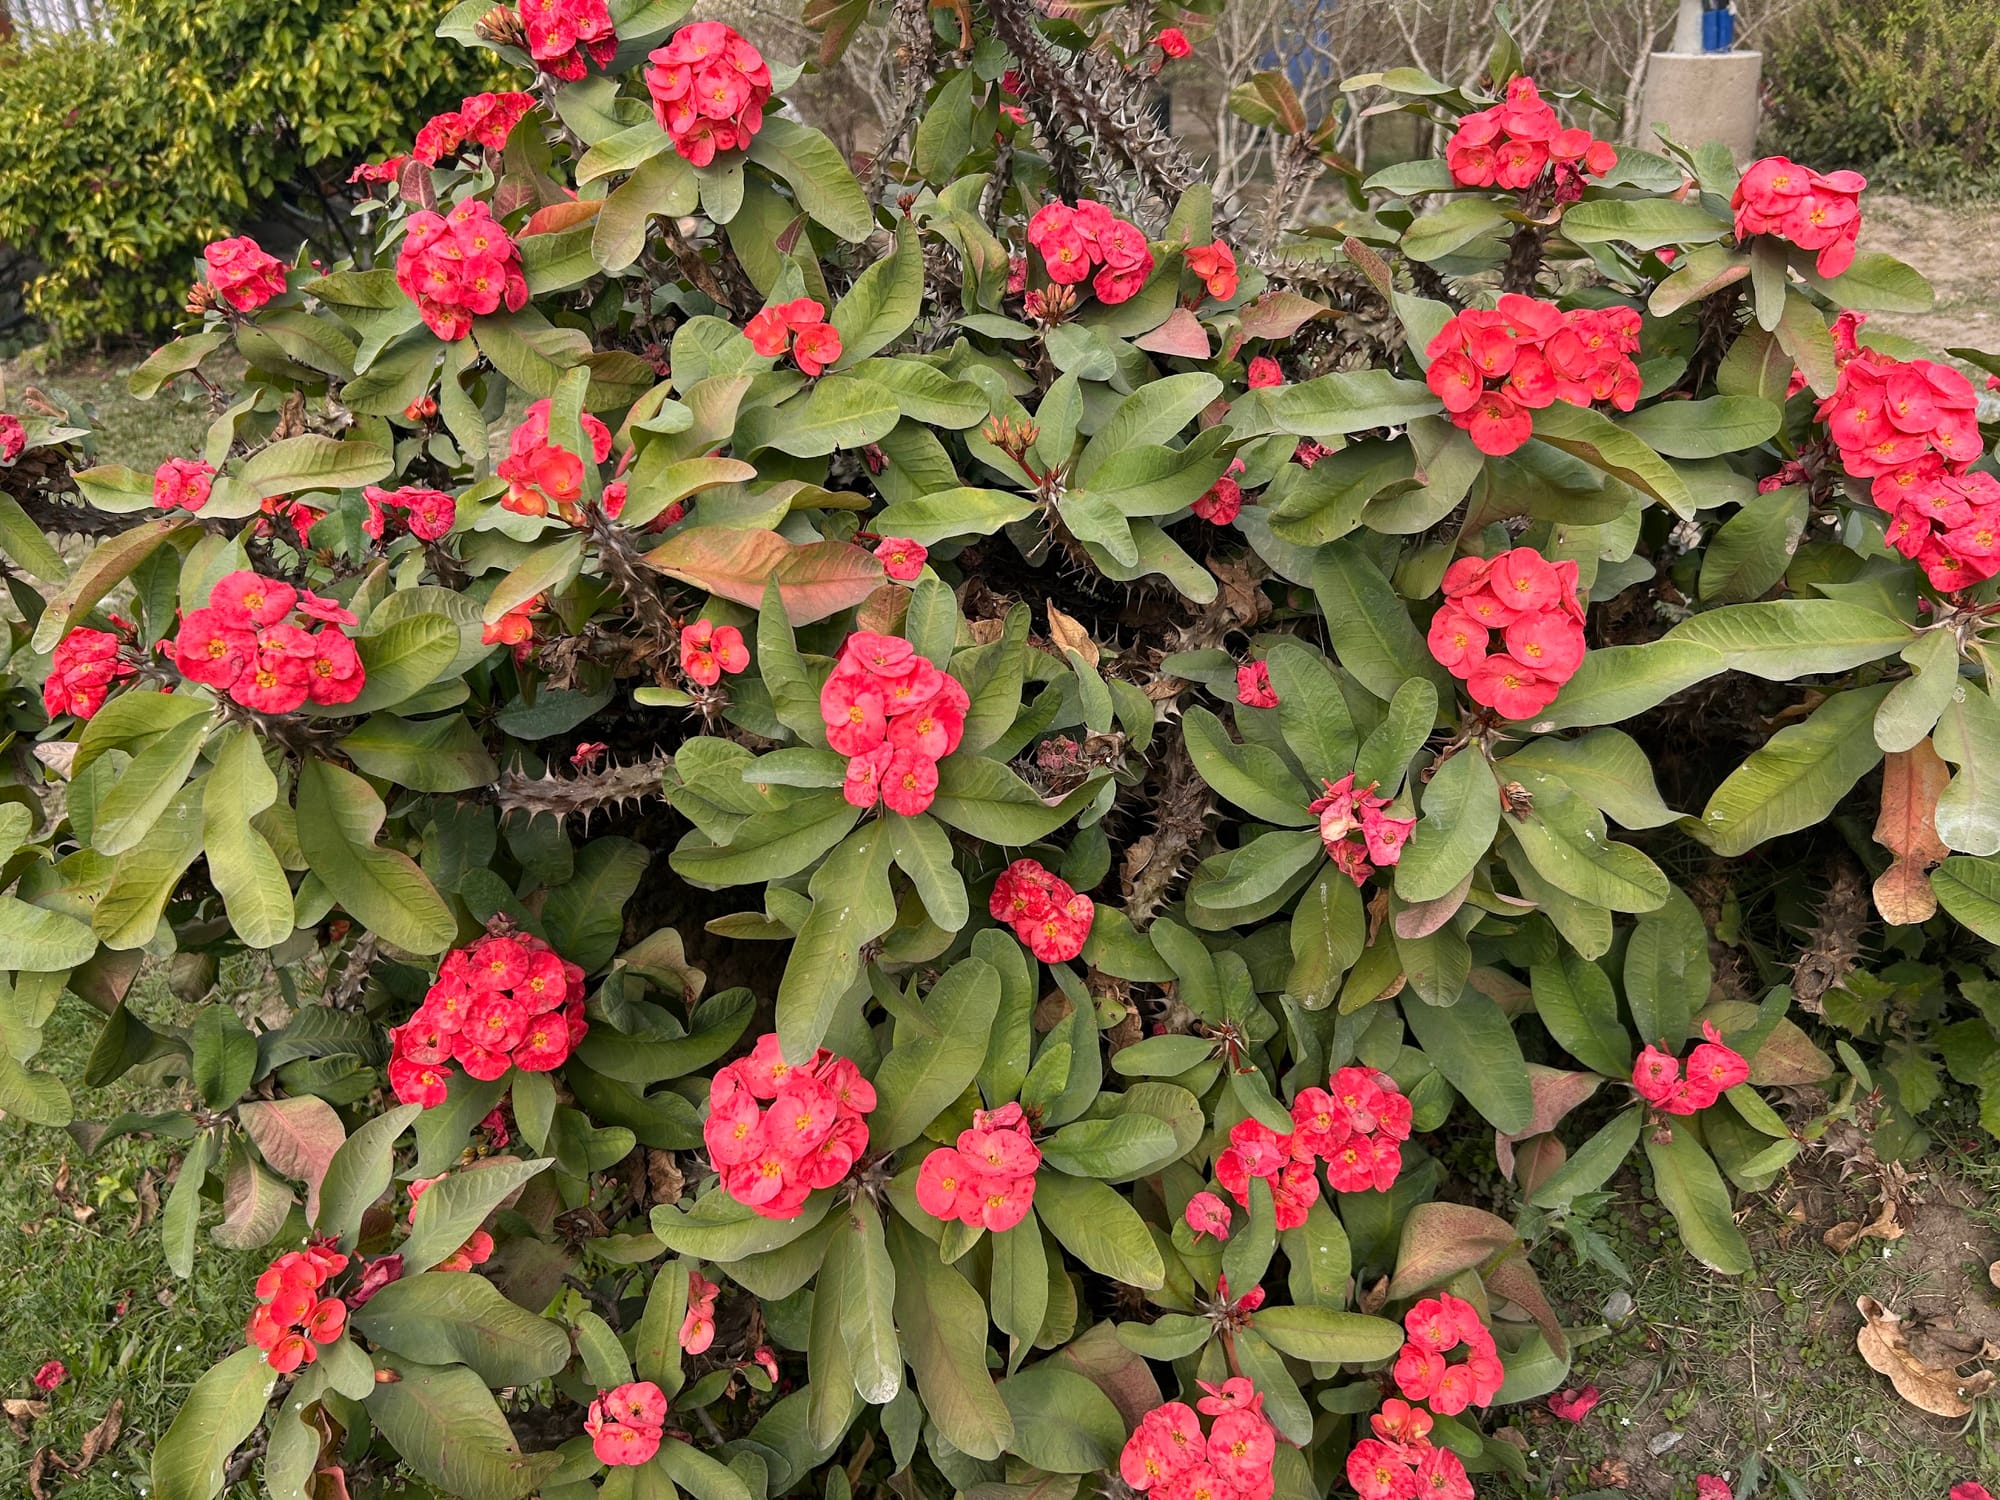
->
[353, 1272, 570, 1385]
[473, 310, 589, 397]
[1499, 731, 1675, 829]
[0, 893, 99, 972]
[1259, 371, 1442, 439]
[1530, 952, 1632, 1077]
[869, 955, 1001, 1150]
[91, 711, 210, 856]
[929, 756, 1102, 844]
[192, 1006, 258, 1109]
[367, 1358, 561, 1500]
[1182, 707, 1312, 825]
[317, 1102, 423, 1245]
[1529, 403, 1696, 520]
[1402, 993, 1533, 1134]
[1559, 197, 1731, 250]
[1529, 639, 1724, 730]
[1668, 600, 1909, 679]
[652, 1186, 832, 1261]
[1508, 773, 1669, 912]
[162, 1132, 216, 1277]
[1401, 197, 1510, 262]
[544, 837, 652, 971]
[1264, 638, 1361, 784]
[1286, 869, 1365, 1010]
[1190, 829, 1324, 913]
[873, 486, 1033, 544]
[1875, 629, 1961, 754]
[1074, 374, 1224, 484]
[831, 219, 922, 367]
[830, 1197, 901, 1404]
[1624, 885, 1710, 1049]
[996, 1366, 1126, 1473]
[1312, 540, 1450, 700]
[1038, 1115, 1181, 1177]
[32, 516, 186, 654]
[295, 759, 458, 955]
[656, 1439, 757, 1500]
[202, 727, 294, 948]
[1697, 485, 1807, 604]
[1696, 684, 1892, 856]
[576, 1308, 636, 1387]
[774, 822, 897, 1059]
[1252, 1305, 1405, 1363]
[1644, 1127, 1750, 1275]
[1529, 1106, 1643, 1208]
[887, 1214, 1013, 1460]
[1933, 680, 2000, 856]
[747, 117, 873, 242]
[887, 812, 969, 930]
[333, 614, 460, 716]
[402, 1158, 553, 1274]
[0, 493, 68, 579]
[151, 1345, 277, 1500]
[593, 152, 698, 270]
[237, 435, 393, 497]
[1033, 1170, 1165, 1288]
[1395, 749, 1500, 903]
[1800, 250, 1934, 314]
[340, 713, 498, 794]
[1934, 854, 2000, 943]
[1618, 396, 1780, 463]
[0, 1050, 72, 1127]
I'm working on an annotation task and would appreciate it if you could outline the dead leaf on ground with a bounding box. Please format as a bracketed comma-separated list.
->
[1045, 604, 1099, 667]
[1873, 741, 1952, 924]
[1855, 1295, 1998, 1417]
[26, 1448, 51, 1500]
[3, 1399, 48, 1438]
[1824, 1197, 1904, 1253]
[1989, 1259, 2000, 1291]
[74, 1398, 124, 1473]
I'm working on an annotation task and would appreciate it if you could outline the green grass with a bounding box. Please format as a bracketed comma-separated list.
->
[5, 351, 229, 477]
[0, 981, 262, 1500]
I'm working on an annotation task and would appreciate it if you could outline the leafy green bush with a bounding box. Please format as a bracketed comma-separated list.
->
[1, 3, 1998, 1499]
[0, 0, 498, 347]
[1762, 0, 2000, 196]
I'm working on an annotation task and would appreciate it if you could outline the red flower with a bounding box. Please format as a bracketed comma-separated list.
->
[153, 456, 215, 513]
[1733, 155, 1865, 277]
[31, 1361, 65, 1392]
[745, 307, 791, 356]
[498, 399, 615, 520]
[302, 628, 365, 705]
[644, 22, 773, 164]
[874, 536, 927, 580]
[1192, 460, 1245, 525]
[0, 412, 25, 464]
[44, 627, 133, 720]
[1695, 1479, 1732, 1500]
[364, 484, 457, 542]
[1154, 26, 1191, 57]
[1547, 1385, 1600, 1421]
[680, 618, 751, 685]
[520, 0, 617, 80]
[1184, 1191, 1232, 1242]
[793, 321, 842, 377]
[1951, 1486, 1996, 1500]
[1235, 660, 1278, 708]
[393, 200, 528, 341]
[1186, 239, 1237, 300]
[1245, 356, 1283, 389]
[202, 236, 288, 312]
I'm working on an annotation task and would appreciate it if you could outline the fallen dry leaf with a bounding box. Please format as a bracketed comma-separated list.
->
[1855, 1295, 1998, 1417]
[1824, 1198, 1904, 1253]
[26, 1447, 50, 1500]
[1045, 604, 1098, 668]
[3, 1399, 48, 1439]
[1873, 741, 1952, 924]
[74, 1398, 124, 1473]
[1989, 1259, 1999, 1291]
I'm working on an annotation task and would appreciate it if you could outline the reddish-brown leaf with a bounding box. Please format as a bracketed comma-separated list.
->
[239, 1096, 347, 1223]
[1134, 308, 1212, 358]
[1236, 292, 1336, 342]
[1496, 1066, 1601, 1178]
[521, 199, 602, 236]
[1873, 740, 1952, 924]
[1387, 1202, 1520, 1299]
[641, 527, 885, 624]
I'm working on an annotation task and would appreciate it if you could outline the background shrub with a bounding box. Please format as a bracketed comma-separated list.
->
[1762, 0, 2000, 196]
[0, 0, 499, 348]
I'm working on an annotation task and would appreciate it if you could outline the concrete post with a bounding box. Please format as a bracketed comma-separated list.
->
[1637, 0, 1763, 167]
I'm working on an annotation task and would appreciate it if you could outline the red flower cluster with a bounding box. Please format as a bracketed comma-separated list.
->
[988, 857, 1095, 962]
[680, 1270, 720, 1354]
[1235, 660, 1277, 708]
[1393, 1292, 1503, 1417]
[1027, 200, 1156, 306]
[201, 236, 288, 312]
[915, 1101, 1042, 1232]
[1184, 1189, 1233, 1241]
[44, 627, 132, 720]
[1186, 239, 1238, 300]
[485, 602, 538, 662]
[406, 1176, 496, 1271]
[1425, 295, 1641, 455]
[1153, 27, 1192, 58]
[1632, 1019, 1749, 1115]
[0, 412, 24, 463]
[822, 631, 968, 816]
[498, 399, 614, 520]
[745, 297, 841, 376]
[874, 536, 927, 580]
[1732, 155, 1865, 278]
[706, 1034, 877, 1219]
[1310, 774, 1415, 886]
[1246, 357, 1284, 389]
[363, 484, 456, 543]
[586, 1380, 668, 1466]
[680, 618, 750, 686]
[1819, 352, 1994, 591]
[1346, 1397, 1474, 1500]
[519, 0, 616, 80]
[246, 1242, 349, 1374]
[174, 571, 365, 713]
[388, 932, 588, 1108]
[1445, 76, 1616, 198]
[31, 1361, 65, 1393]
[645, 21, 773, 165]
[395, 200, 528, 341]
[1193, 458, 1246, 525]
[1293, 1065, 1414, 1191]
[1429, 547, 1586, 719]
[413, 91, 538, 164]
[1119, 1379, 1278, 1500]
[349, 155, 407, 186]
[153, 456, 215, 513]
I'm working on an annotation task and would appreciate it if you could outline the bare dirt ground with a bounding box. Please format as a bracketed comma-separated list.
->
[1861, 195, 2000, 356]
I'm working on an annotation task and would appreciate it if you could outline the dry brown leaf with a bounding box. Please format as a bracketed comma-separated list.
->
[1855, 1295, 1998, 1417]
[1357, 1276, 1390, 1315]
[74, 1398, 123, 1473]
[26, 1447, 50, 1500]
[1989, 1259, 2000, 1291]
[646, 1150, 684, 1207]
[1823, 1198, 1904, 1253]
[1045, 604, 1098, 668]
[1873, 741, 1952, 924]
[3, 1399, 48, 1439]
